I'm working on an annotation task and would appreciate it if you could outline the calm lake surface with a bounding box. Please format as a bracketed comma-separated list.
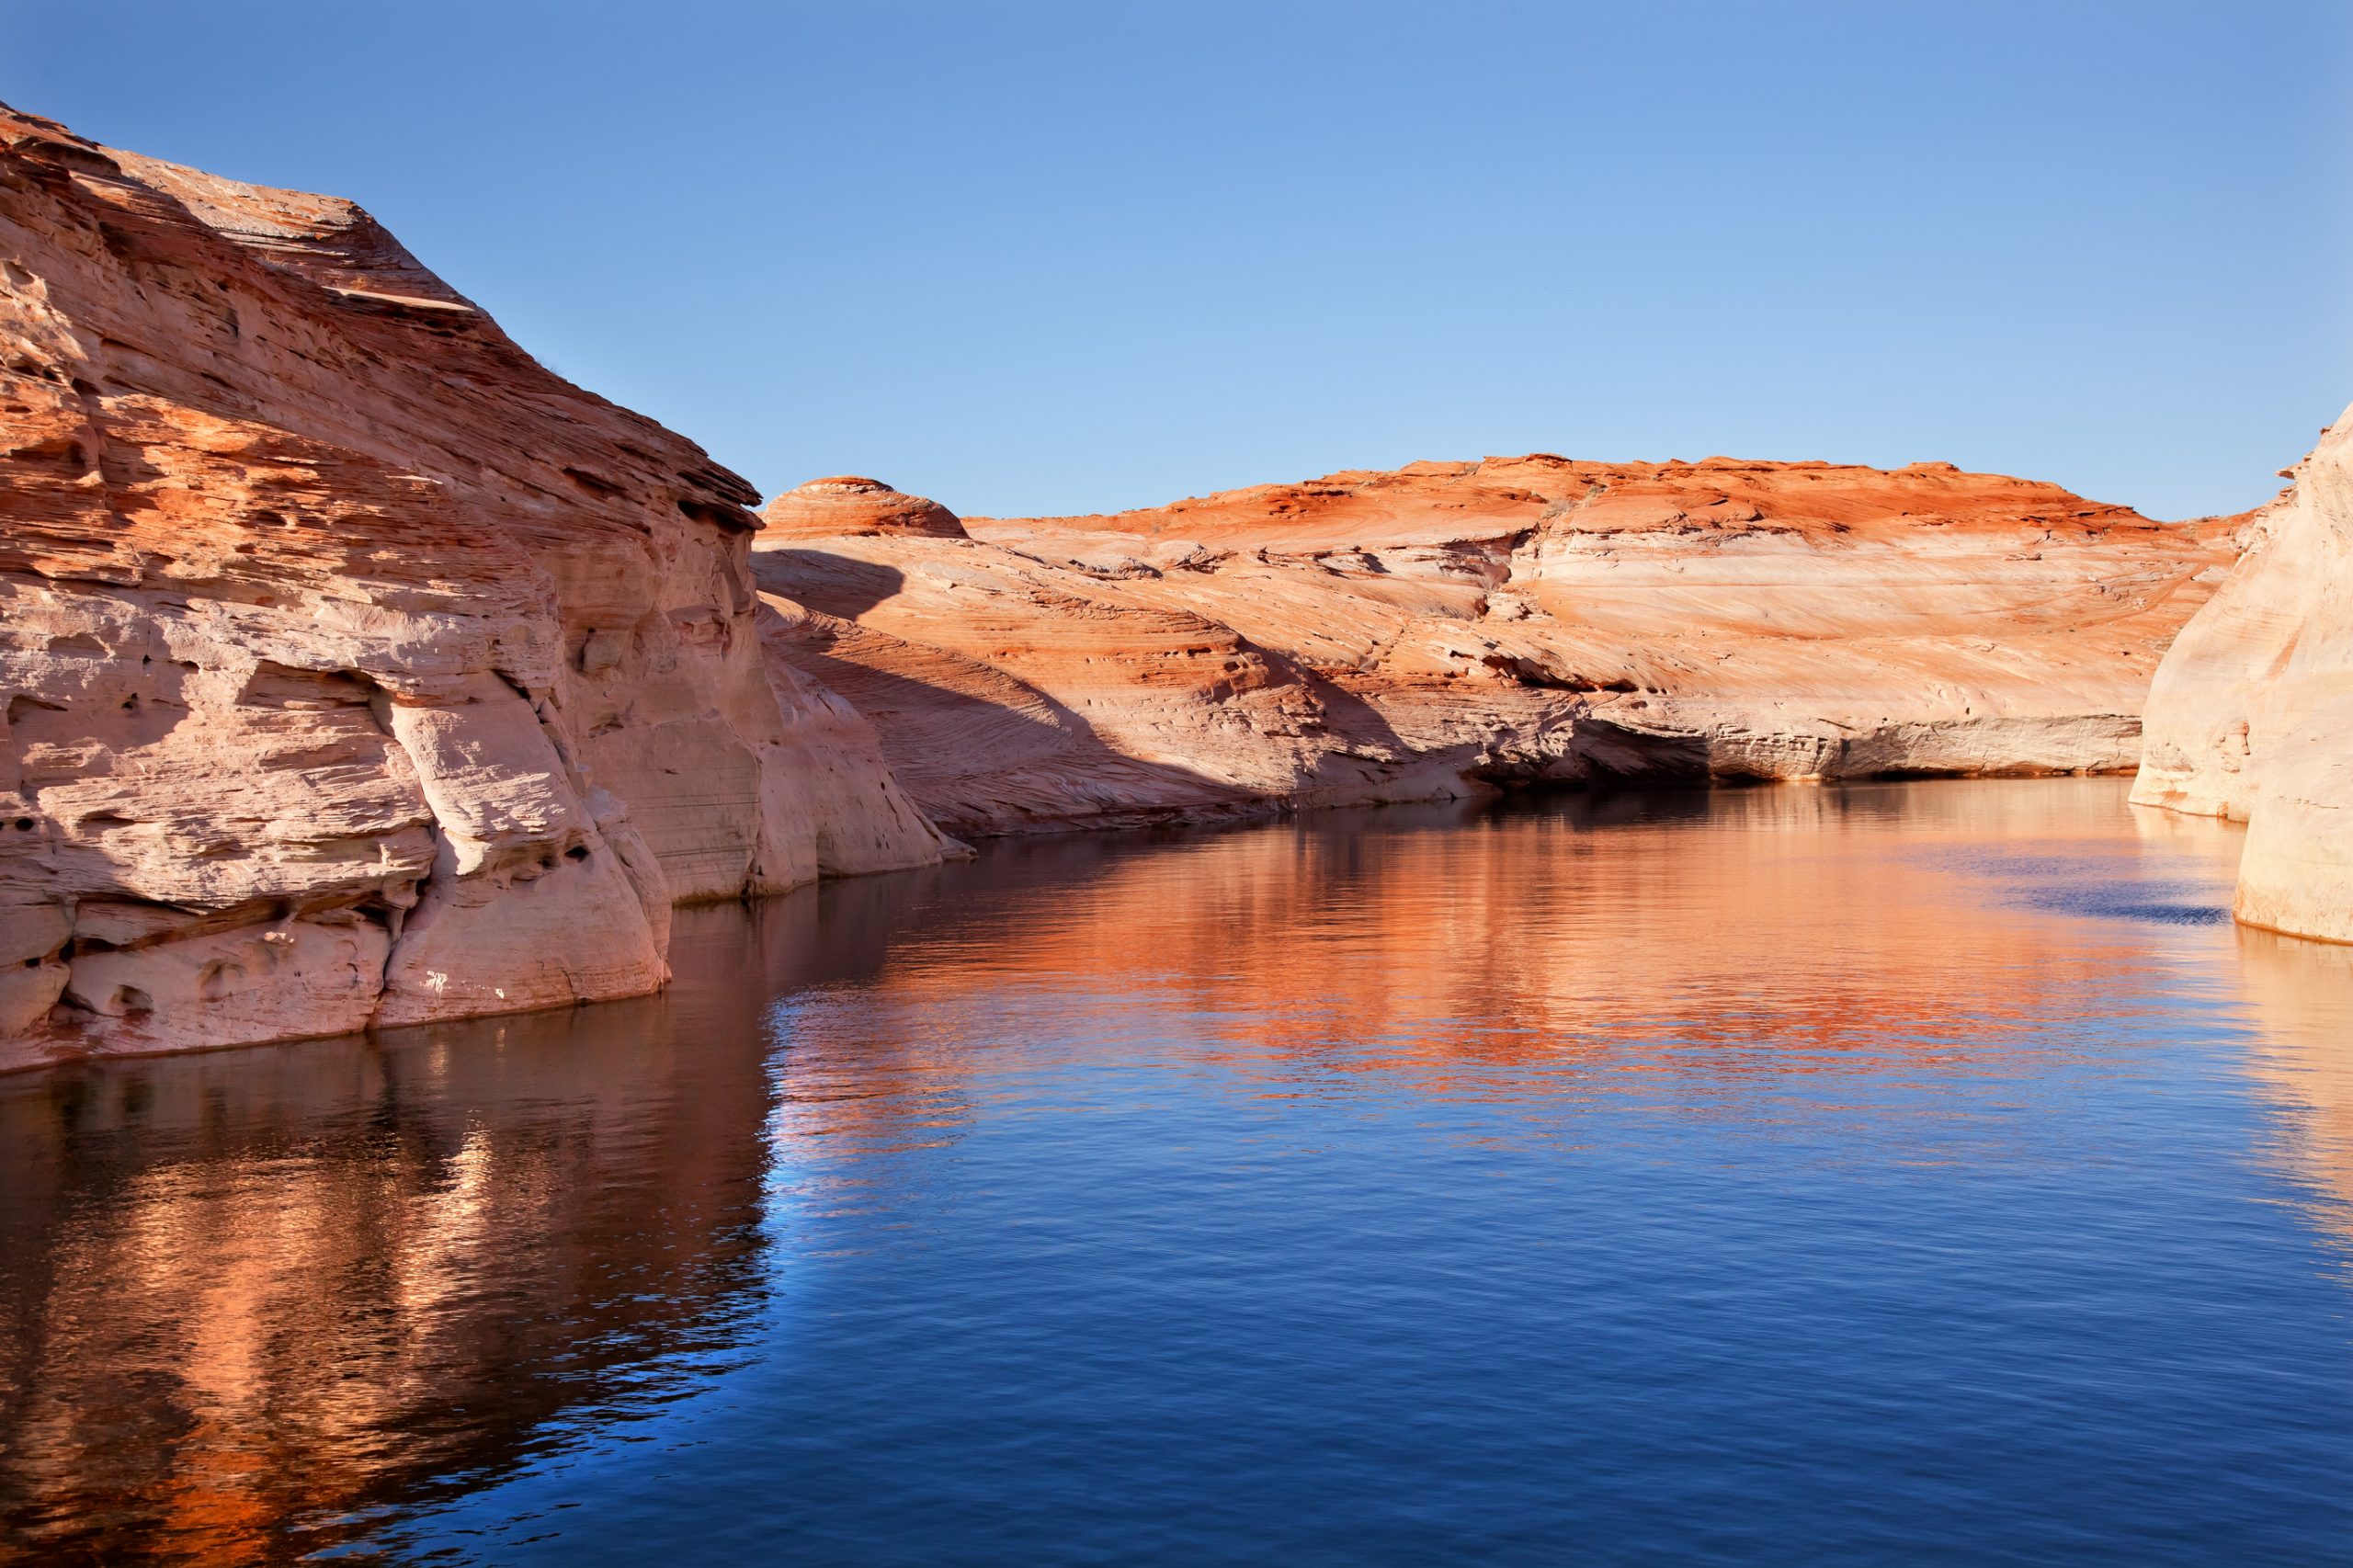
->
[3, 778, 2351, 1565]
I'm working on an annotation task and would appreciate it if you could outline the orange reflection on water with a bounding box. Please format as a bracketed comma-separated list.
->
[0, 972, 781, 1565]
[3, 778, 2349, 1565]
[765, 783, 2227, 1114]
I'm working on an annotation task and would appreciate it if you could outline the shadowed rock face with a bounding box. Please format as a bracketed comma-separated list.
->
[2133, 403, 2353, 944]
[0, 105, 948, 1068]
[755, 460, 2235, 835]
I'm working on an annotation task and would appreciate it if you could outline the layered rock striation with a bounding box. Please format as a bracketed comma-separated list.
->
[763, 474, 970, 540]
[0, 107, 947, 1068]
[2133, 404, 2353, 943]
[756, 458, 2234, 836]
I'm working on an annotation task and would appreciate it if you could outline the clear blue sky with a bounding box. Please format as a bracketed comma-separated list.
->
[7, 2, 2347, 519]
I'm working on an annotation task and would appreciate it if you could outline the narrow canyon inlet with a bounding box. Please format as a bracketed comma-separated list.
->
[3, 778, 2349, 1565]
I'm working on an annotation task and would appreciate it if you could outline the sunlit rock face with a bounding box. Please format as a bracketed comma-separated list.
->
[755, 460, 2234, 835]
[2134, 403, 2353, 944]
[762, 476, 970, 540]
[0, 105, 948, 1067]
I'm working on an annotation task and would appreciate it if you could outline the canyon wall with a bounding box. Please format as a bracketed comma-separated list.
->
[756, 463, 2234, 836]
[2133, 404, 2353, 944]
[0, 100, 2294, 1071]
[0, 107, 948, 1069]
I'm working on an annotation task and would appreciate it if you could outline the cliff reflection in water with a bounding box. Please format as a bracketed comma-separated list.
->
[0, 926, 790, 1564]
[767, 779, 2282, 1117]
[4, 778, 2351, 1564]
[2230, 926, 2353, 1227]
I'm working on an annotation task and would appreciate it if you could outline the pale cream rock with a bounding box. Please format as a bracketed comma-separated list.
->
[61, 914, 390, 1053]
[2137, 404, 2353, 943]
[369, 673, 669, 1025]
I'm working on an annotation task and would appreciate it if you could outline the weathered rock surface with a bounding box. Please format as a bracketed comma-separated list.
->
[2133, 404, 2353, 943]
[756, 459, 2234, 835]
[763, 475, 970, 540]
[0, 106, 948, 1068]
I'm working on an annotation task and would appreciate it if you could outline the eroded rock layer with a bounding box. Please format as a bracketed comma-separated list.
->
[0, 106, 948, 1067]
[762, 475, 969, 540]
[756, 459, 2234, 836]
[2133, 404, 2353, 943]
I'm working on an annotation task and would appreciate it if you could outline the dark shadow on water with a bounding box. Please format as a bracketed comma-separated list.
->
[2022, 892, 2234, 926]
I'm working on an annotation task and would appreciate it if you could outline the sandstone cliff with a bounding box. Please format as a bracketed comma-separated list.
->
[755, 461, 2234, 835]
[0, 107, 949, 1068]
[2133, 404, 2353, 944]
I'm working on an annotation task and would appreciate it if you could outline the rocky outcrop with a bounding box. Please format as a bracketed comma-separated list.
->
[0, 106, 949, 1069]
[2133, 405, 2353, 943]
[756, 459, 2234, 835]
[763, 475, 970, 540]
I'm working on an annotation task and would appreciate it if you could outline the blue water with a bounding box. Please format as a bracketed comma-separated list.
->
[3, 778, 2350, 1564]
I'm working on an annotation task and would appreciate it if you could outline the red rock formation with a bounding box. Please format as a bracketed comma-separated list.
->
[2133, 403, 2353, 943]
[762, 475, 969, 539]
[0, 106, 949, 1068]
[756, 460, 2234, 835]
